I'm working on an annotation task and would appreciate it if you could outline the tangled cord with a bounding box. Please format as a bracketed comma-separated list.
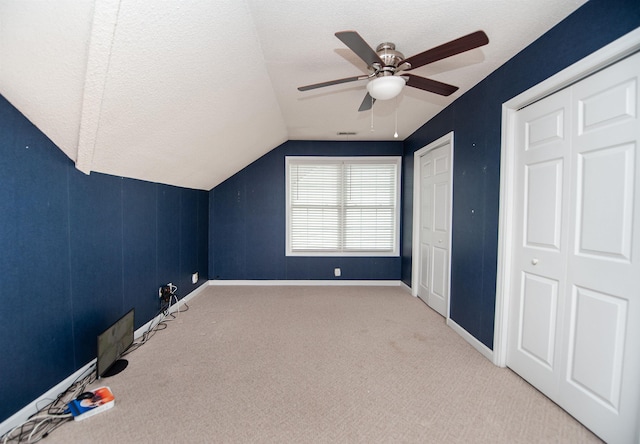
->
[2, 288, 190, 443]
[0, 294, 189, 444]
[1, 367, 95, 443]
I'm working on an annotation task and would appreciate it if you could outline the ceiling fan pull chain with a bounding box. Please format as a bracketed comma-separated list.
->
[394, 96, 399, 139]
[370, 97, 375, 132]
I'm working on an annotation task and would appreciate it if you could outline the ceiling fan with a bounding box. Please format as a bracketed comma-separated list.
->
[298, 30, 489, 111]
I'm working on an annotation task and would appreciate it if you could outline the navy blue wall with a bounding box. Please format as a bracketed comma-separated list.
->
[402, 0, 640, 349]
[3, 0, 639, 426]
[209, 140, 403, 280]
[0, 95, 209, 422]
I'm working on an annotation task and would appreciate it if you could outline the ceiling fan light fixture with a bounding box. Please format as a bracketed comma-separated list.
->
[366, 76, 405, 100]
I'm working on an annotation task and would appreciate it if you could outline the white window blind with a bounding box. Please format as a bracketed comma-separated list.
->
[286, 157, 400, 256]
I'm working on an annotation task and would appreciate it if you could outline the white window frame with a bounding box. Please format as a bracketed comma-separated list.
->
[285, 156, 401, 257]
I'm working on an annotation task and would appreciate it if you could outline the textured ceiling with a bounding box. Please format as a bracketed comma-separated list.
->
[0, 0, 586, 190]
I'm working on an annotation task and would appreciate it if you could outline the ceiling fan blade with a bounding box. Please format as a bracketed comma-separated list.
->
[335, 31, 384, 68]
[404, 74, 459, 96]
[298, 75, 368, 91]
[403, 30, 489, 70]
[358, 93, 376, 112]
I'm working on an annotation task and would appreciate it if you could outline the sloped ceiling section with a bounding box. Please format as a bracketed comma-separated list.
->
[0, 1, 94, 162]
[0, 0, 586, 190]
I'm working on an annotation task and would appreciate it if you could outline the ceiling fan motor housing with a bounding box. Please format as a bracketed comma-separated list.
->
[373, 42, 405, 74]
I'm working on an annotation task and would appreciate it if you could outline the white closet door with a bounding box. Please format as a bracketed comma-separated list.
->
[558, 51, 640, 443]
[417, 143, 451, 317]
[508, 51, 640, 444]
[507, 87, 573, 396]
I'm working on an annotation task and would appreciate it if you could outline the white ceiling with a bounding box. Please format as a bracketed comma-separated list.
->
[0, 0, 586, 190]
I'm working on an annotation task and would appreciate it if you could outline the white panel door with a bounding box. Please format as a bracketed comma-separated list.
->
[508, 87, 572, 395]
[418, 143, 451, 317]
[508, 51, 640, 443]
[559, 52, 640, 443]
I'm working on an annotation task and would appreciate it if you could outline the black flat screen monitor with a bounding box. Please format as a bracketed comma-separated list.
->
[97, 308, 134, 378]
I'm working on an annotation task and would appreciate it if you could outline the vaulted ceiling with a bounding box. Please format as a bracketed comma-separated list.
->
[0, 0, 586, 190]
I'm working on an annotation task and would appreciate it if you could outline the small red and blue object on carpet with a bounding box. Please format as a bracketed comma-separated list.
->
[67, 387, 115, 421]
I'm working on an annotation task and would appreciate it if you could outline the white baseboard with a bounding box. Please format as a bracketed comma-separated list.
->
[0, 360, 96, 438]
[0, 282, 209, 438]
[447, 318, 494, 362]
[207, 279, 402, 286]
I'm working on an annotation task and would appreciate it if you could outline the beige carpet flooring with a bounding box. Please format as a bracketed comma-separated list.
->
[48, 285, 601, 443]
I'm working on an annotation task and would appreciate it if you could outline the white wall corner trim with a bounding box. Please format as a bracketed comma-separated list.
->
[400, 280, 413, 294]
[493, 27, 640, 368]
[75, 0, 121, 174]
[447, 318, 494, 362]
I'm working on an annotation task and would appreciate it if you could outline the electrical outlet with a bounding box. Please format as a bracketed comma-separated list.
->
[334, 268, 341, 277]
[159, 285, 172, 302]
[191, 272, 198, 284]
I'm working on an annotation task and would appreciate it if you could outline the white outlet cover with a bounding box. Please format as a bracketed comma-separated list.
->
[191, 272, 198, 284]
[334, 268, 341, 277]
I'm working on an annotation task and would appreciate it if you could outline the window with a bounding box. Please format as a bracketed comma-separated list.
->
[286, 156, 401, 256]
